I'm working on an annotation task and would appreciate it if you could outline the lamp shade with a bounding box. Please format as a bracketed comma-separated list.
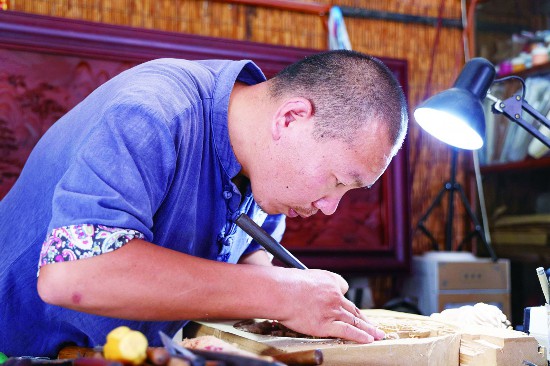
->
[414, 58, 496, 150]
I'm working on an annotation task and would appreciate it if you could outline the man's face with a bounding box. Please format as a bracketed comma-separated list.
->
[250, 121, 395, 217]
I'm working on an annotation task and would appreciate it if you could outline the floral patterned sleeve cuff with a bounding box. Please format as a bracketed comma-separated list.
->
[38, 224, 145, 270]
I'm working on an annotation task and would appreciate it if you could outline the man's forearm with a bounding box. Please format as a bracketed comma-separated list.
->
[37, 238, 286, 321]
[37, 238, 384, 344]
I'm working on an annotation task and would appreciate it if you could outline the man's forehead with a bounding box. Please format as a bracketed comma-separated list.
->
[347, 148, 393, 187]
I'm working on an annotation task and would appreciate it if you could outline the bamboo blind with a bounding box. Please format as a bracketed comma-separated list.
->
[5, 0, 470, 257]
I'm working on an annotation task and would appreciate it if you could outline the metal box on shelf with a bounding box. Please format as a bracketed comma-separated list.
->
[401, 252, 511, 318]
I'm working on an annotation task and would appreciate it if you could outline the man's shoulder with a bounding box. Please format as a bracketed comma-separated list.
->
[138, 58, 245, 76]
[148, 58, 265, 83]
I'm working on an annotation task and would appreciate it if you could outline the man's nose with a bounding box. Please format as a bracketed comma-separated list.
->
[313, 196, 342, 215]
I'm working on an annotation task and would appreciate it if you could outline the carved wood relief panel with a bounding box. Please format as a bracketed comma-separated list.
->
[0, 49, 134, 197]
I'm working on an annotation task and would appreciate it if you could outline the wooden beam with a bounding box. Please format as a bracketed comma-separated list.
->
[217, 0, 330, 16]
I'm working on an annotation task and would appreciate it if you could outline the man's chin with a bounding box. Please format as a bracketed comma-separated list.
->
[254, 200, 303, 217]
[254, 201, 279, 216]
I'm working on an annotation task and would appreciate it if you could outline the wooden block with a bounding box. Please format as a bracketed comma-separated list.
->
[456, 324, 546, 366]
[183, 310, 547, 366]
[184, 310, 462, 366]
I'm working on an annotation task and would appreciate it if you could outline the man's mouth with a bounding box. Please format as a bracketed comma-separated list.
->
[288, 208, 299, 218]
[288, 207, 318, 218]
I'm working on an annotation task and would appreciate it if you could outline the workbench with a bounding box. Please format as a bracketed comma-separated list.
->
[182, 310, 547, 366]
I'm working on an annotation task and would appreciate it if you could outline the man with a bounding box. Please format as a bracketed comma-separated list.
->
[0, 50, 408, 357]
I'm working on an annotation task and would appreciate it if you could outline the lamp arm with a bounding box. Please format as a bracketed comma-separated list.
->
[488, 93, 550, 149]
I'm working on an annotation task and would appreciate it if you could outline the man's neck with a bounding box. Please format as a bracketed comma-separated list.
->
[231, 173, 250, 197]
[227, 81, 269, 182]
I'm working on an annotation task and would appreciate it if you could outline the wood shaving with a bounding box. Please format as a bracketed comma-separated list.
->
[370, 316, 456, 340]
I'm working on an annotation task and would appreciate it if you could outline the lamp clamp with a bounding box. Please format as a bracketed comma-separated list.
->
[486, 90, 550, 149]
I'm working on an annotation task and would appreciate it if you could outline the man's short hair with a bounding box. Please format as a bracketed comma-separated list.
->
[269, 50, 408, 148]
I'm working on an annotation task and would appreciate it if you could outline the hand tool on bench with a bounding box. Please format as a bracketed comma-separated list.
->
[159, 332, 286, 366]
[234, 213, 307, 270]
[159, 332, 204, 366]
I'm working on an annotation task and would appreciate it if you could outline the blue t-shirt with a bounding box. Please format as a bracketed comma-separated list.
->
[0, 58, 285, 357]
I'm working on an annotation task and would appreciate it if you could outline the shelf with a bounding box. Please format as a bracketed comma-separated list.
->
[480, 156, 550, 173]
[480, 60, 550, 175]
[499, 61, 550, 79]
[491, 244, 550, 264]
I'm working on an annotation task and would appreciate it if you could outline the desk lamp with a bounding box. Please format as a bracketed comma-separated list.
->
[413, 57, 550, 262]
[415, 57, 550, 149]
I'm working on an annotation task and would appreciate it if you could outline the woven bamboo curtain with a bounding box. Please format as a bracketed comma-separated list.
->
[333, 1, 467, 255]
[6, 0, 469, 256]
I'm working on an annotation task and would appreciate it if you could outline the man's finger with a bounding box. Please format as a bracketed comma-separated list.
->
[339, 303, 384, 341]
[341, 298, 381, 328]
[351, 314, 385, 340]
[328, 320, 375, 344]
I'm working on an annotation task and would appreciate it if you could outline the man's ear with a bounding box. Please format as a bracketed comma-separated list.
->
[271, 97, 313, 140]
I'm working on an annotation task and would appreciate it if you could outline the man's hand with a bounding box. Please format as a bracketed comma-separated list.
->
[275, 269, 385, 343]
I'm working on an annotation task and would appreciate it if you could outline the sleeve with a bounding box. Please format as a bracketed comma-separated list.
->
[49, 103, 177, 242]
[241, 214, 286, 256]
[38, 224, 145, 270]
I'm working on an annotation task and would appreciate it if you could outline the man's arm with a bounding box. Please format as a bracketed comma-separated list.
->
[238, 249, 273, 266]
[37, 238, 383, 343]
